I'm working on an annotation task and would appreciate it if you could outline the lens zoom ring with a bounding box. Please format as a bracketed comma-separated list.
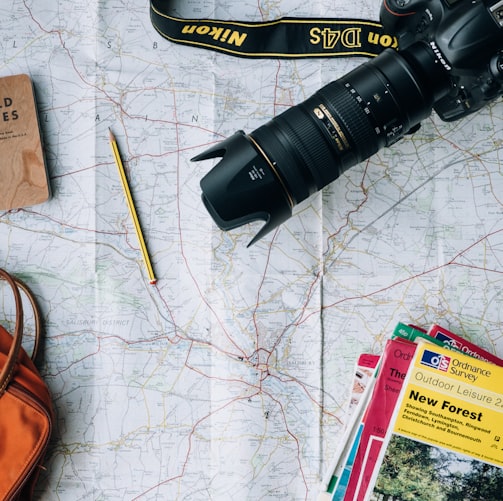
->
[318, 82, 379, 161]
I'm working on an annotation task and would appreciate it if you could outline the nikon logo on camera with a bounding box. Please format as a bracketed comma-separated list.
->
[309, 27, 397, 51]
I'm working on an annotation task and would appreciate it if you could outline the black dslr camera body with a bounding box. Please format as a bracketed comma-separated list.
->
[195, 0, 503, 245]
[382, 0, 503, 121]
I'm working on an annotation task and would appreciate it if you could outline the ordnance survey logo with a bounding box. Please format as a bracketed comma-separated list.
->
[434, 331, 462, 350]
[420, 349, 451, 372]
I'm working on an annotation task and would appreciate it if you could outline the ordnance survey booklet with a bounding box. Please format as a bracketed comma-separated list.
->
[364, 342, 503, 501]
[342, 322, 503, 501]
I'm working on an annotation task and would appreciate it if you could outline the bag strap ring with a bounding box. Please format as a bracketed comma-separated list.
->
[0, 269, 42, 395]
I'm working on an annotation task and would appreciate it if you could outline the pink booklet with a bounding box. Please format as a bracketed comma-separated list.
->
[342, 337, 415, 501]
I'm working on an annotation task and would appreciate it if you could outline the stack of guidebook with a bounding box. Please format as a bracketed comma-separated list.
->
[319, 323, 503, 501]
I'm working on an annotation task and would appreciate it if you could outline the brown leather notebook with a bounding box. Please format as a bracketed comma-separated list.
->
[0, 74, 50, 210]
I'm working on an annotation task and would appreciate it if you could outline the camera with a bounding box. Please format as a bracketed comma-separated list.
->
[194, 0, 503, 245]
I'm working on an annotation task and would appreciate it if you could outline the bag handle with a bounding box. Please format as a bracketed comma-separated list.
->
[0, 269, 42, 395]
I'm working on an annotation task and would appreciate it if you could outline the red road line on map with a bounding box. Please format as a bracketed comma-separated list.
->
[295, 228, 503, 329]
[163, 84, 249, 359]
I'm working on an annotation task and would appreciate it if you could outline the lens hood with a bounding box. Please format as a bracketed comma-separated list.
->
[193, 131, 293, 246]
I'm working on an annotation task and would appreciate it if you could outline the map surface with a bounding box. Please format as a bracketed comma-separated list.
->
[1, 1, 503, 499]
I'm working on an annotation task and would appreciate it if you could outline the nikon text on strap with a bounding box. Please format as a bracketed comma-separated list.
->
[149, 1, 397, 59]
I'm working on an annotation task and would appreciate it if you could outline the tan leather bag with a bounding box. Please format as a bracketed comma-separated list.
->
[0, 269, 54, 500]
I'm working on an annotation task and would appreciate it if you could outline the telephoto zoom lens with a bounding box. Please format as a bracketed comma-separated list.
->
[195, 42, 451, 245]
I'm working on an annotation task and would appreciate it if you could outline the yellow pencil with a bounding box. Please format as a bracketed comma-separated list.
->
[109, 129, 157, 285]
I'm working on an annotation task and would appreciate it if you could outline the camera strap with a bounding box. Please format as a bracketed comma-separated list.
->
[150, 1, 397, 59]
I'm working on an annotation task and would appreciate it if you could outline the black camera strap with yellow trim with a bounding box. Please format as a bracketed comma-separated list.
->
[149, 1, 397, 59]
